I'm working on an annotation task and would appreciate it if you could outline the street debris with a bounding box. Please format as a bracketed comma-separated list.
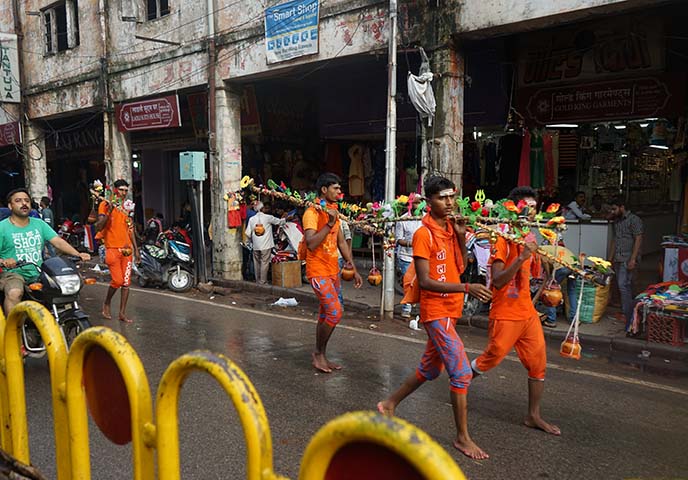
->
[272, 297, 298, 307]
[408, 316, 422, 331]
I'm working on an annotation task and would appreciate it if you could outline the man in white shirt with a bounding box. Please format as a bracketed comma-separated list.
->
[564, 191, 591, 221]
[395, 194, 423, 318]
[245, 202, 286, 284]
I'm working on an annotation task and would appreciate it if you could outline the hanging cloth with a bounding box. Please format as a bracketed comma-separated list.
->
[517, 129, 532, 187]
[407, 47, 436, 126]
[543, 132, 555, 194]
[348, 144, 365, 197]
[530, 130, 545, 189]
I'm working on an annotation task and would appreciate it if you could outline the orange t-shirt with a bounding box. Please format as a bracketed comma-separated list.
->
[97, 201, 133, 248]
[302, 204, 340, 279]
[488, 237, 537, 321]
[413, 225, 465, 322]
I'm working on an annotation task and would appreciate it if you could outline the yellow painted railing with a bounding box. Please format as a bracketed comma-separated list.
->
[0, 300, 466, 479]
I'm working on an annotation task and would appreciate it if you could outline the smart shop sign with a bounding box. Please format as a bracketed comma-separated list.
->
[265, 0, 319, 64]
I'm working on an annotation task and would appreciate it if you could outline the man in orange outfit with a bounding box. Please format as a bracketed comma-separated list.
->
[471, 186, 560, 436]
[378, 176, 493, 460]
[95, 179, 139, 323]
[303, 173, 362, 373]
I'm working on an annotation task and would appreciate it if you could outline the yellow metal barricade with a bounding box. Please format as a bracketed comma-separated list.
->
[0, 303, 467, 480]
[0, 301, 71, 480]
[66, 327, 155, 480]
[155, 351, 287, 480]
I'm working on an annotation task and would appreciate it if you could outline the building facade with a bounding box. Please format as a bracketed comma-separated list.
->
[0, 0, 676, 279]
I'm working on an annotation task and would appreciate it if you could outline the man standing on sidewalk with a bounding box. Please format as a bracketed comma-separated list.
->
[303, 173, 362, 373]
[246, 201, 285, 285]
[609, 196, 643, 333]
[395, 193, 422, 318]
[471, 186, 560, 436]
[96, 179, 139, 323]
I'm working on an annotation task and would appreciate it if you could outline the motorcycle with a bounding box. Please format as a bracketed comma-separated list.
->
[134, 231, 194, 292]
[3, 256, 92, 358]
[58, 218, 87, 252]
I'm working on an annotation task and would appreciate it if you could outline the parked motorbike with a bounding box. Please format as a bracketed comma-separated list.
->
[58, 218, 87, 252]
[3, 256, 92, 358]
[134, 231, 194, 292]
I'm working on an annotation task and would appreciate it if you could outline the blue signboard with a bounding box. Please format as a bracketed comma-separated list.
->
[265, 0, 319, 64]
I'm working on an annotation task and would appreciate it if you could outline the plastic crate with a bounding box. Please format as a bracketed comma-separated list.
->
[646, 312, 685, 346]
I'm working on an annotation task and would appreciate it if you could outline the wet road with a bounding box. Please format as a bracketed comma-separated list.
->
[22, 283, 688, 479]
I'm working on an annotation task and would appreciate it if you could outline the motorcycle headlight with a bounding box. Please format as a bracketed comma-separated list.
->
[57, 274, 81, 295]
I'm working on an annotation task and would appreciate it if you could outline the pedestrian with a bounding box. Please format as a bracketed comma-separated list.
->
[95, 179, 139, 323]
[377, 176, 492, 460]
[40, 196, 57, 257]
[564, 191, 591, 221]
[395, 192, 423, 318]
[245, 201, 285, 285]
[471, 186, 561, 436]
[303, 173, 362, 373]
[609, 196, 643, 333]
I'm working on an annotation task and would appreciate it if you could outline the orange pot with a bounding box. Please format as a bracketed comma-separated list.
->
[254, 224, 266, 236]
[541, 285, 563, 307]
[367, 267, 382, 286]
[560, 338, 581, 360]
[341, 266, 355, 281]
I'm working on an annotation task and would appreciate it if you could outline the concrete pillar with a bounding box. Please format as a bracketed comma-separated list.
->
[210, 85, 243, 279]
[428, 45, 464, 193]
[22, 121, 48, 200]
[104, 112, 132, 187]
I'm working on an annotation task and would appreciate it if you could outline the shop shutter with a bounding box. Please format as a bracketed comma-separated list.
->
[558, 132, 578, 169]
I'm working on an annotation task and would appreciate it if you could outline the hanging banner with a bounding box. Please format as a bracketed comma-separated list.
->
[0, 33, 21, 103]
[116, 95, 181, 132]
[187, 92, 208, 139]
[0, 121, 20, 147]
[265, 0, 319, 64]
[240, 85, 262, 137]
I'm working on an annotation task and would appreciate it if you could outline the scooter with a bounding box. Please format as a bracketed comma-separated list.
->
[4, 256, 92, 358]
[134, 232, 194, 292]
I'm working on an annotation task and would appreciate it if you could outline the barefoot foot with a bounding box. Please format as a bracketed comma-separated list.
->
[453, 437, 489, 460]
[327, 359, 342, 370]
[524, 415, 561, 436]
[311, 352, 332, 373]
[102, 305, 112, 320]
[376, 400, 395, 417]
[119, 316, 134, 324]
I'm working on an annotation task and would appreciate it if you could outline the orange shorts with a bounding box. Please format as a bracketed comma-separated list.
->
[105, 248, 133, 289]
[471, 314, 547, 380]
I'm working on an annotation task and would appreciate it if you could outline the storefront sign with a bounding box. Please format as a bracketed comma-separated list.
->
[0, 33, 21, 103]
[518, 16, 664, 87]
[116, 95, 181, 132]
[55, 126, 103, 151]
[521, 75, 685, 125]
[265, 0, 319, 64]
[0, 121, 20, 147]
[240, 85, 262, 137]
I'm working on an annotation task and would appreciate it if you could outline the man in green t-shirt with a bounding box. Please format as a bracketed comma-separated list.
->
[0, 189, 90, 316]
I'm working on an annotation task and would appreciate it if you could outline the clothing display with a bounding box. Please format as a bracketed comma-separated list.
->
[517, 129, 532, 187]
[530, 130, 545, 189]
[348, 144, 365, 197]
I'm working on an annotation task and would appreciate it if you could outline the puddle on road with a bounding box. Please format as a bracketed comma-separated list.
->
[581, 349, 688, 379]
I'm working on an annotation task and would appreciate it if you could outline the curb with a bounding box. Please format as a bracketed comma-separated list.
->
[208, 277, 375, 313]
[464, 314, 688, 362]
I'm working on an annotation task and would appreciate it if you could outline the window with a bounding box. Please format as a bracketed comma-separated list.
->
[146, 0, 170, 21]
[43, 0, 80, 54]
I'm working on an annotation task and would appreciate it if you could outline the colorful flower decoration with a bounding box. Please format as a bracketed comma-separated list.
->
[503, 200, 520, 213]
[539, 228, 558, 245]
[240, 176, 253, 189]
[546, 203, 560, 214]
[470, 201, 481, 212]
[547, 216, 566, 226]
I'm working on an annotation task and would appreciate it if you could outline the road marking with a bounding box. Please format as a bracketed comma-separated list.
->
[89, 284, 688, 397]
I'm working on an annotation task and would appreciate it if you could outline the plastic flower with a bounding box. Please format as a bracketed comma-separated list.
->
[484, 199, 494, 208]
[240, 176, 253, 188]
[470, 201, 481, 212]
[547, 216, 565, 226]
[481, 207, 489, 216]
[397, 195, 409, 204]
[93, 179, 103, 191]
[517, 200, 528, 210]
[587, 256, 612, 269]
[123, 199, 135, 212]
[546, 203, 561, 214]
[504, 200, 520, 213]
[539, 228, 557, 245]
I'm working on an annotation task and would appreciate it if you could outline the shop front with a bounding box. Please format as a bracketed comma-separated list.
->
[119, 91, 210, 232]
[0, 120, 23, 198]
